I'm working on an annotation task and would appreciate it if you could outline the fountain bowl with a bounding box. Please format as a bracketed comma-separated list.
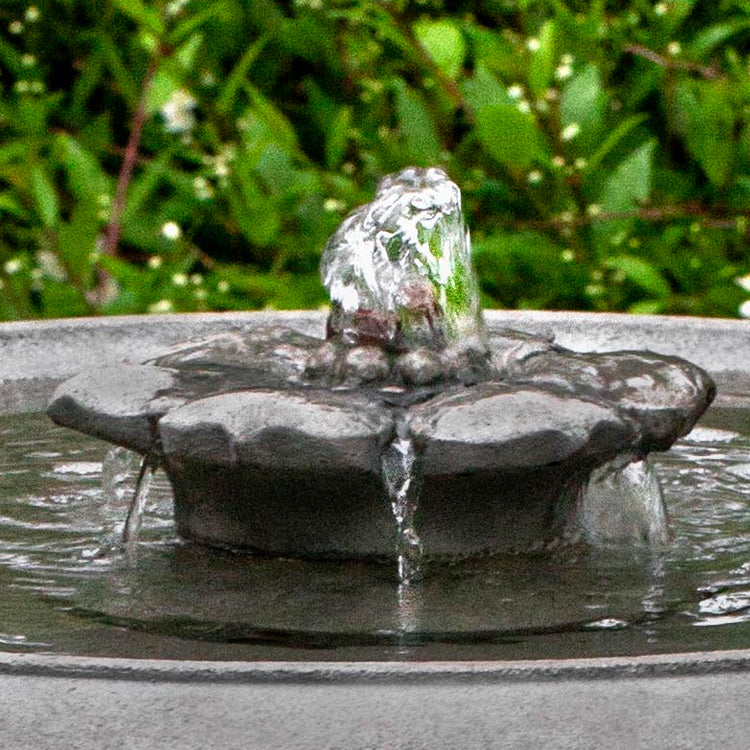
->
[1, 309, 750, 748]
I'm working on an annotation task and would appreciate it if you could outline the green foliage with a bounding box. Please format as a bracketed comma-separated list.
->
[0, 0, 749, 320]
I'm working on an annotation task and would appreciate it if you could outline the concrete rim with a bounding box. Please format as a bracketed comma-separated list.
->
[1, 309, 749, 681]
[3, 648, 750, 683]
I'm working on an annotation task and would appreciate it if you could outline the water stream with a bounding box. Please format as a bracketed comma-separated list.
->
[381, 415, 422, 583]
[121, 457, 156, 547]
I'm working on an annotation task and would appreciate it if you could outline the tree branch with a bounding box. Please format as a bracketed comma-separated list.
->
[623, 44, 721, 80]
[103, 57, 159, 260]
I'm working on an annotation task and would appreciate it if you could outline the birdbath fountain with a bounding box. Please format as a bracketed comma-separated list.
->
[4, 168, 750, 749]
[47, 167, 714, 575]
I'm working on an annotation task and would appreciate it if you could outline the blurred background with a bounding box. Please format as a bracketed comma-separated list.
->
[1, 0, 750, 320]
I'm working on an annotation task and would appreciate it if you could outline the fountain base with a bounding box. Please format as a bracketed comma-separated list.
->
[47, 324, 714, 558]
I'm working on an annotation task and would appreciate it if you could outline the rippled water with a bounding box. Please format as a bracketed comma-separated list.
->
[1, 409, 750, 661]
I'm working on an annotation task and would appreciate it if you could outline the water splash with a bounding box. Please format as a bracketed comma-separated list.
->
[577, 456, 669, 546]
[93, 446, 142, 557]
[101, 447, 140, 507]
[382, 416, 423, 583]
[394, 577, 423, 652]
[321, 166, 485, 351]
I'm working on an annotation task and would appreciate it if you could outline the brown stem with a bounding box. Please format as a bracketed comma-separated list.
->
[504, 202, 749, 231]
[103, 57, 159, 259]
[623, 44, 721, 80]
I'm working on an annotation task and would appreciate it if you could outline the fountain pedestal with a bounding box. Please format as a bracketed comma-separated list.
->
[47, 323, 714, 557]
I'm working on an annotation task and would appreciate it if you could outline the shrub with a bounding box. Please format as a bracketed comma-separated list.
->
[1, 0, 749, 319]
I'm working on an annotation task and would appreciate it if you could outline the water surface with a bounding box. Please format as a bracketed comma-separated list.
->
[1, 409, 749, 662]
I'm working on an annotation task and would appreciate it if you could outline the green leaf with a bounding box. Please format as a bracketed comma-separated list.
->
[98, 37, 139, 108]
[57, 206, 101, 282]
[217, 35, 268, 115]
[527, 21, 556, 97]
[39, 280, 92, 318]
[0, 142, 29, 165]
[168, 0, 232, 45]
[667, 0, 699, 25]
[254, 145, 296, 193]
[145, 69, 180, 115]
[560, 64, 605, 149]
[173, 33, 203, 71]
[14, 97, 55, 137]
[467, 27, 517, 79]
[69, 45, 104, 119]
[461, 65, 513, 114]
[243, 82, 300, 156]
[325, 107, 352, 170]
[674, 80, 735, 187]
[0, 193, 25, 218]
[628, 299, 666, 315]
[30, 165, 59, 228]
[585, 114, 648, 173]
[474, 231, 584, 309]
[412, 18, 465, 79]
[594, 140, 655, 249]
[123, 150, 175, 223]
[687, 20, 750, 58]
[475, 104, 542, 169]
[227, 184, 280, 247]
[112, 0, 165, 36]
[599, 140, 655, 213]
[606, 256, 670, 298]
[0, 38, 22, 74]
[393, 80, 442, 165]
[54, 135, 110, 202]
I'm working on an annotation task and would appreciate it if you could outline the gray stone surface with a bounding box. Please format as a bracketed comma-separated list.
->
[3, 655, 750, 749]
[514, 349, 716, 450]
[160, 389, 396, 556]
[395, 347, 446, 385]
[159, 389, 393, 471]
[47, 364, 183, 454]
[148, 325, 319, 386]
[44, 316, 715, 558]
[409, 384, 636, 474]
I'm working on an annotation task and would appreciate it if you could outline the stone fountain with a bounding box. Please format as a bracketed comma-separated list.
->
[0, 263, 747, 747]
[46, 167, 714, 570]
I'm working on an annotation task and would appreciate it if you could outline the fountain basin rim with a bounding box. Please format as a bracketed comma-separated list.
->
[4, 647, 750, 683]
[0, 309, 747, 415]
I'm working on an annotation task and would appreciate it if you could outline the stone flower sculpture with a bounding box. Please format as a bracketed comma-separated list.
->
[48, 167, 715, 563]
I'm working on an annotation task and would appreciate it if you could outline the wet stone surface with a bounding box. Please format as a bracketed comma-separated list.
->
[47, 324, 716, 558]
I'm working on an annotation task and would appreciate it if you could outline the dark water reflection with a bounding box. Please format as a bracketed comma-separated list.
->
[1, 408, 750, 662]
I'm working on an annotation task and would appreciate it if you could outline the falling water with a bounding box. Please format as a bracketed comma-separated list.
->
[382, 416, 423, 583]
[577, 456, 670, 546]
[121, 456, 156, 546]
[321, 166, 486, 351]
